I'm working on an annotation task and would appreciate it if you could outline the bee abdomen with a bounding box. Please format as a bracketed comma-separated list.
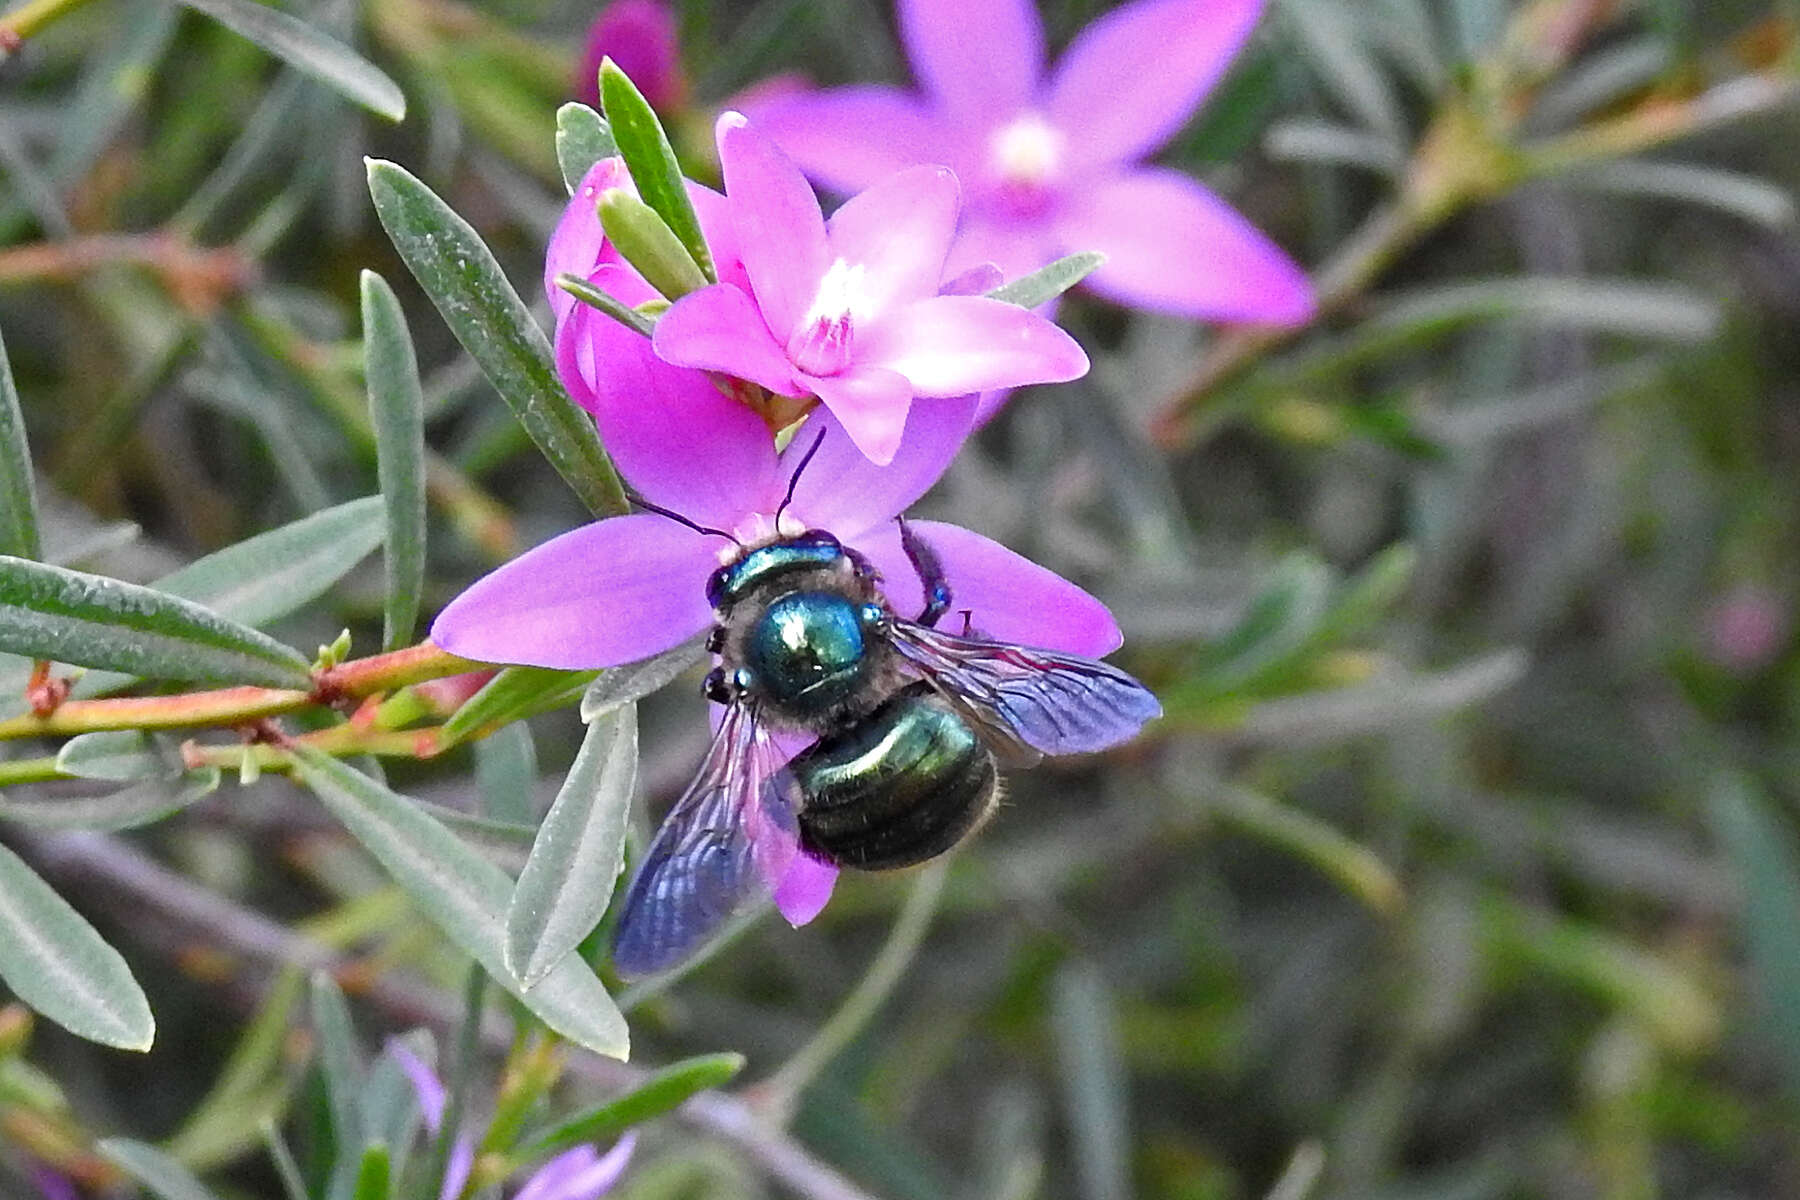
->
[789, 683, 997, 871]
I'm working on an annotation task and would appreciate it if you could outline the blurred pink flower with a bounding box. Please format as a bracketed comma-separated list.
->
[650, 112, 1089, 464]
[391, 1041, 636, 1200]
[749, 0, 1314, 324]
[1704, 584, 1788, 674]
[575, 0, 686, 110]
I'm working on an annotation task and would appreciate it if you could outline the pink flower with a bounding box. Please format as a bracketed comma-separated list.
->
[391, 1041, 636, 1200]
[649, 112, 1090, 464]
[430, 361, 1124, 922]
[575, 0, 686, 110]
[748, 0, 1315, 324]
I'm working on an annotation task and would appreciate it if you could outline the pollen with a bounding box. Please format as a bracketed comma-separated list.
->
[789, 258, 868, 376]
[989, 113, 1064, 189]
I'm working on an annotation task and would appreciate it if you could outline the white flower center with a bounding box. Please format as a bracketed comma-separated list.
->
[989, 113, 1064, 189]
[789, 258, 868, 376]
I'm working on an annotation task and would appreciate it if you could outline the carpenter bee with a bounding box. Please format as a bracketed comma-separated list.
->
[611, 466, 1160, 977]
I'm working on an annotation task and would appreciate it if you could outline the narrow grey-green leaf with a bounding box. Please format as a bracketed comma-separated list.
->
[55, 730, 165, 782]
[598, 60, 714, 282]
[557, 102, 618, 195]
[507, 706, 639, 987]
[0, 769, 221, 832]
[517, 1052, 745, 1165]
[1708, 773, 1800, 1099]
[0, 324, 40, 560]
[263, 1121, 311, 1200]
[310, 971, 366, 1186]
[556, 272, 657, 338]
[0, 557, 314, 688]
[101, 1141, 222, 1200]
[1051, 961, 1131, 1200]
[987, 252, 1107, 311]
[0, 842, 154, 1050]
[442, 666, 600, 745]
[293, 747, 629, 1059]
[366, 159, 628, 519]
[580, 635, 707, 722]
[360, 272, 428, 652]
[154, 496, 386, 629]
[475, 721, 538, 825]
[171, 0, 405, 120]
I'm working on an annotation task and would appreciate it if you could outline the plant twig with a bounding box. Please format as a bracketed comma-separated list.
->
[13, 829, 883, 1200]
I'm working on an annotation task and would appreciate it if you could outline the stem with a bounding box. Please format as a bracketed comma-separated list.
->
[14, 829, 883, 1200]
[751, 858, 950, 1123]
[0, 755, 72, 786]
[0, 235, 254, 311]
[0, 0, 102, 53]
[0, 643, 485, 742]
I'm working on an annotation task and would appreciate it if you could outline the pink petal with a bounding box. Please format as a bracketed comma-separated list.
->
[547, 158, 634, 321]
[577, 0, 685, 110]
[717, 112, 830, 342]
[803, 366, 915, 466]
[825, 165, 959, 318]
[560, 291, 783, 529]
[774, 852, 838, 926]
[385, 1041, 445, 1134]
[748, 86, 964, 195]
[940, 261, 1005, 296]
[430, 516, 721, 669]
[540, 1134, 637, 1200]
[857, 295, 1088, 396]
[653, 282, 805, 396]
[852, 520, 1122, 657]
[1054, 167, 1314, 322]
[785, 395, 978, 539]
[1047, 0, 1265, 168]
[555, 264, 658, 417]
[514, 1147, 599, 1200]
[944, 212, 1063, 291]
[898, 0, 1044, 122]
[439, 1136, 476, 1200]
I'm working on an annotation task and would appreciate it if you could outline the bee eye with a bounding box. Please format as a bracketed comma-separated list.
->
[705, 565, 732, 609]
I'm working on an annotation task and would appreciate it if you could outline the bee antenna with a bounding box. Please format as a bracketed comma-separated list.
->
[629, 493, 739, 544]
[775, 426, 829, 525]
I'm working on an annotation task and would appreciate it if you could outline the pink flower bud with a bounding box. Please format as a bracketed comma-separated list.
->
[576, 0, 686, 111]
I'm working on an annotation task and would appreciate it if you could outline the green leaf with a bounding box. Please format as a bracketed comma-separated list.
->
[598, 60, 714, 282]
[0, 557, 314, 689]
[475, 721, 538, 825]
[0, 842, 154, 1051]
[441, 666, 600, 746]
[555, 272, 657, 338]
[599, 189, 709, 301]
[517, 1052, 744, 1164]
[293, 747, 629, 1059]
[987, 252, 1107, 310]
[0, 324, 40, 561]
[1050, 961, 1131, 1200]
[171, 0, 405, 120]
[1708, 772, 1800, 1097]
[1561, 161, 1797, 230]
[360, 272, 429, 653]
[99, 1139, 223, 1200]
[0, 769, 221, 832]
[55, 730, 165, 781]
[352, 1143, 391, 1200]
[557, 102, 618, 194]
[367, 159, 628, 519]
[506, 706, 638, 987]
[311, 971, 366, 1200]
[263, 1121, 311, 1200]
[154, 496, 386, 629]
[580, 636, 707, 722]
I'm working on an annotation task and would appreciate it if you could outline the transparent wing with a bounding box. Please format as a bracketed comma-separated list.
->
[886, 622, 1161, 760]
[611, 703, 796, 977]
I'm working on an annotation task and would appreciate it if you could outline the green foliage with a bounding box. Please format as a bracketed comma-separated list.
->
[598, 59, 715, 283]
[556, 102, 619, 194]
[360, 272, 429, 652]
[170, 0, 406, 120]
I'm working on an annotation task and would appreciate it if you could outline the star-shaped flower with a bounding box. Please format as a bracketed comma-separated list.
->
[749, 0, 1314, 324]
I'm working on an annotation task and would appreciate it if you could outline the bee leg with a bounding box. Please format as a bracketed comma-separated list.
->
[958, 609, 974, 637]
[897, 517, 952, 628]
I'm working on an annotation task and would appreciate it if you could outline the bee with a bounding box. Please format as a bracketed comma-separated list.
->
[611, 469, 1160, 977]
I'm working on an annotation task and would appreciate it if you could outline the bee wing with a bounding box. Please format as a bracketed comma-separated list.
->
[886, 622, 1161, 760]
[611, 703, 798, 977]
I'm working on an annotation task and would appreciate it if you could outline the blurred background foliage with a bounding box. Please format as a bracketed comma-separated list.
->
[4, 0, 1800, 1197]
